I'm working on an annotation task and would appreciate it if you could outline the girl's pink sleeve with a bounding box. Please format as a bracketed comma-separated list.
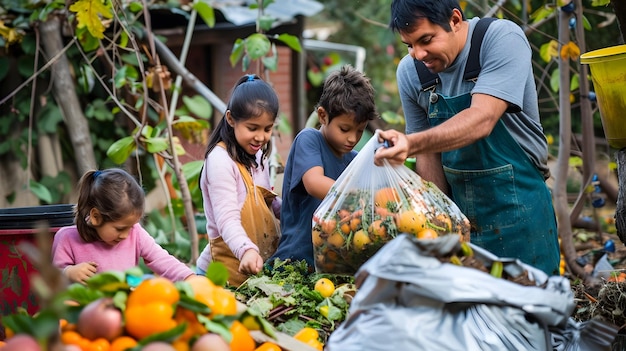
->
[51, 226, 77, 269]
[204, 150, 258, 260]
[136, 224, 194, 281]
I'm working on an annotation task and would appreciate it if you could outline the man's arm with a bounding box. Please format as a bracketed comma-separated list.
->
[415, 153, 449, 195]
[406, 93, 509, 155]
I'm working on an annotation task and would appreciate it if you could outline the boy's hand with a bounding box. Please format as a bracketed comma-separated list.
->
[63, 261, 98, 284]
[239, 249, 263, 275]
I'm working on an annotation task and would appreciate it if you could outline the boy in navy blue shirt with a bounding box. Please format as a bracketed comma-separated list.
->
[270, 65, 378, 268]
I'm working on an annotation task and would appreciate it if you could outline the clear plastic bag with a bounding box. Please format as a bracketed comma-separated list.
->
[311, 131, 471, 274]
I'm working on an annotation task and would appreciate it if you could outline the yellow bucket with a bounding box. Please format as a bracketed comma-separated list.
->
[580, 45, 626, 149]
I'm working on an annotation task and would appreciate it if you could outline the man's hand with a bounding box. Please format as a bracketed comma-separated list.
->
[374, 129, 411, 166]
[239, 249, 263, 275]
[63, 261, 98, 284]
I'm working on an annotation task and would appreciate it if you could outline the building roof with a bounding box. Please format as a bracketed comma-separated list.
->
[214, 0, 324, 26]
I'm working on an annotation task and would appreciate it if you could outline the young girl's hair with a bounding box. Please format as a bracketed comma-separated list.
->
[74, 168, 145, 242]
[204, 74, 279, 170]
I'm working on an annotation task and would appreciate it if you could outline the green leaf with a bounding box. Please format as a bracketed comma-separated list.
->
[242, 55, 251, 71]
[38, 103, 64, 133]
[17, 55, 35, 78]
[206, 262, 229, 287]
[137, 323, 186, 345]
[118, 30, 129, 48]
[262, 52, 278, 72]
[182, 95, 212, 119]
[569, 156, 583, 167]
[128, 1, 143, 12]
[275, 113, 291, 135]
[259, 14, 274, 31]
[114, 65, 129, 89]
[245, 33, 271, 60]
[307, 69, 324, 87]
[183, 160, 204, 184]
[230, 39, 245, 67]
[28, 180, 52, 203]
[570, 73, 579, 92]
[582, 15, 592, 31]
[177, 293, 212, 314]
[540, 40, 558, 63]
[20, 34, 37, 55]
[194, 1, 215, 28]
[86, 271, 126, 289]
[276, 33, 302, 52]
[145, 137, 169, 153]
[76, 27, 100, 52]
[198, 314, 232, 341]
[107, 136, 136, 164]
[530, 5, 554, 23]
[550, 69, 560, 93]
[381, 111, 405, 125]
[591, 0, 610, 5]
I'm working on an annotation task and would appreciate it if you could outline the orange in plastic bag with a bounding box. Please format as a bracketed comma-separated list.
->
[312, 131, 470, 274]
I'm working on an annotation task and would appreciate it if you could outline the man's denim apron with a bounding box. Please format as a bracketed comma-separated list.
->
[427, 91, 560, 275]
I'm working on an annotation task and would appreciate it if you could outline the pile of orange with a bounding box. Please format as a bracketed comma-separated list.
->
[50, 275, 285, 351]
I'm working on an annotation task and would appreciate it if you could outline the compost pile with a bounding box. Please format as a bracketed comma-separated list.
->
[570, 231, 626, 334]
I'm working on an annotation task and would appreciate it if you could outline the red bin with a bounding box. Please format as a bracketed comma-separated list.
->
[0, 204, 74, 316]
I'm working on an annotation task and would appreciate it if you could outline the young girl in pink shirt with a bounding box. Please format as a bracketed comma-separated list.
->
[52, 168, 194, 284]
[196, 74, 281, 286]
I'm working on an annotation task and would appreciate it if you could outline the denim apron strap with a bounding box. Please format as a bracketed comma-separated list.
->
[427, 93, 560, 275]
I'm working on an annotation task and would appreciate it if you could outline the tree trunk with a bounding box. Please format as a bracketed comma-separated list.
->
[39, 15, 96, 175]
[616, 151, 626, 243]
[556, 6, 596, 284]
[608, 0, 626, 243]
[610, 0, 626, 43]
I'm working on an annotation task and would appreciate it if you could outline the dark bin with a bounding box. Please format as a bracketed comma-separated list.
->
[0, 204, 74, 316]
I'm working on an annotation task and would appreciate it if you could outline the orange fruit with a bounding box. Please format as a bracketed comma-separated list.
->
[374, 187, 401, 208]
[349, 217, 362, 231]
[110, 336, 138, 351]
[254, 341, 282, 351]
[172, 338, 190, 351]
[305, 339, 324, 350]
[417, 228, 439, 240]
[327, 232, 345, 248]
[320, 219, 337, 234]
[125, 302, 177, 339]
[396, 210, 427, 235]
[185, 275, 217, 306]
[127, 277, 179, 306]
[312, 229, 325, 247]
[4, 327, 14, 339]
[61, 330, 84, 346]
[314, 278, 335, 298]
[175, 308, 207, 341]
[229, 321, 255, 351]
[208, 287, 238, 317]
[352, 230, 371, 251]
[84, 338, 110, 351]
[340, 221, 351, 234]
[368, 219, 388, 240]
[293, 327, 319, 344]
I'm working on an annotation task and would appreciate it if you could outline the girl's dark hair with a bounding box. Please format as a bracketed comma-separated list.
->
[389, 0, 465, 33]
[74, 168, 145, 242]
[316, 65, 379, 124]
[204, 74, 279, 169]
